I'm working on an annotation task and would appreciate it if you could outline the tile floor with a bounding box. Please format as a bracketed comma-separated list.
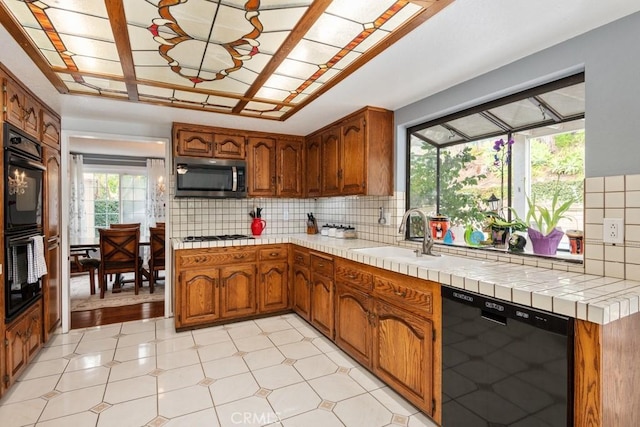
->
[0, 314, 438, 427]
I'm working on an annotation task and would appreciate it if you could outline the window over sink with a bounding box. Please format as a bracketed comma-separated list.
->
[406, 73, 585, 258]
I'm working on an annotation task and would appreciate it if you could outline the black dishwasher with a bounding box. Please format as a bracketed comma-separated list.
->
[441, 285, 573, 427]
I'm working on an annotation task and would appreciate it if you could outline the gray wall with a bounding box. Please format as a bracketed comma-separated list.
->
[394, 11, 640, 189]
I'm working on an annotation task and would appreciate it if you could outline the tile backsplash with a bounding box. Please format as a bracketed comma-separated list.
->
[584, 174, 640, 280]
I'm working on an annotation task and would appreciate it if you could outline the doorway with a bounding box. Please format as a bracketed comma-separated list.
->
[61, 130, 171, 330]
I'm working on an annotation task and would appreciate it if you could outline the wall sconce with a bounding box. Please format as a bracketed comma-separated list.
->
[8, 169, 28, 195]
[487, 193, 500, 212]
[176, 164, 188, 175]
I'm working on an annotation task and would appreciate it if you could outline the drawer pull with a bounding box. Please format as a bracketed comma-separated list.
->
[394, 290, 407, 297]
[269, 252, 279, 257]
[346, 274, 357, 279]
[317, 263, 324, 267]
[295, 256, 303, 262]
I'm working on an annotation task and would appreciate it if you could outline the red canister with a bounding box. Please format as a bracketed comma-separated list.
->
[429, 215, 450, 241]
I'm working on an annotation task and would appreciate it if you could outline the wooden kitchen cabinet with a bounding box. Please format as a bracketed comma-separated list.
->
[3, 75, 40, 138]
[42, 144, 61, 339]
[4, 300, 42, 389]
[335, 283, 373, 367]
[305, 134, 322, 197]
[310, 254, 334, 338]
[40, 108, 61, 150]
[372, 299, 435, 417]
[307, 106, 393, 197]
[180, 268, 220, 327]
[220, 264, 257, 318]
[258, 245, 289, 313]
[247, 136, 304, 197]
[173, 123, 246, 159]
[44, 240, 60, 339]
[292, 247, 311, 320]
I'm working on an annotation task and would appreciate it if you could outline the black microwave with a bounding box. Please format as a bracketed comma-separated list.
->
[174, 157, 247, 198]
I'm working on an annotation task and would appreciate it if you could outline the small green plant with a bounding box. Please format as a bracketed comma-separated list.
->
[508, 173, 576, 237]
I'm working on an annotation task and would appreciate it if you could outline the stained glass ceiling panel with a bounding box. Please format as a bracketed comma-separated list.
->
[0, 0, 452, 120]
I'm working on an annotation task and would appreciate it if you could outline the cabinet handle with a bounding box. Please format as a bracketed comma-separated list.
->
[234, 254, 246, 259]
[214, 278, 219, 289]
[394, 290, 407, 297]
[346, 274, 356, 279]
[295, 256, 303, 262]
[269, 252, 279, 257]
[24, 106, 35, 121]
[317, 263, 324, 267]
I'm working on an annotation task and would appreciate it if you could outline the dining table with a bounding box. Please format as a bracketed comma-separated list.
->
[69, 236, 151, 293]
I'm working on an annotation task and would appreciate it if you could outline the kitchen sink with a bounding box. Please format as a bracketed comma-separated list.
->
[351, 245, 446, 264]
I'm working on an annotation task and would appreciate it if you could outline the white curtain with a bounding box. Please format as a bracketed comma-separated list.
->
[69, 154, 86, 239]
[146, 158, 166, 228]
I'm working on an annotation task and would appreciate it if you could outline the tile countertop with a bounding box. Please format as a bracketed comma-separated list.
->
[172, 234, 640, 325]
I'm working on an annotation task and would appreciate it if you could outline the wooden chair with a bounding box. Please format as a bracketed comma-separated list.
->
[148, 226, 165, 293]
[98, 227, 141, 298]
[110, 223, 141, 229]
[70, 247, 100, 295]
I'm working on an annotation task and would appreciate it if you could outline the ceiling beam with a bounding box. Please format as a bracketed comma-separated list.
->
[105, 0, 139, 101]
[0, 2, 67, 93]
[231, 0, 332, 115]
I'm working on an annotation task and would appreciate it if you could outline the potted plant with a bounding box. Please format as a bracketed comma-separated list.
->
[520, 186, 575, 255]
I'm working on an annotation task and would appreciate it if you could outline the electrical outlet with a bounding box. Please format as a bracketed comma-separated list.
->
[603, 218, 624, 244]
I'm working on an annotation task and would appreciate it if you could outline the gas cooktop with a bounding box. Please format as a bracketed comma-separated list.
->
[182, 234, 254, 242]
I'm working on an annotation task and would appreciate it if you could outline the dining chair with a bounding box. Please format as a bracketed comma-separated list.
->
[98, 227, 141, 298]
[148, 226, 165, 293]
[69, 247, 100, 295]
[110, 223, 141, 229]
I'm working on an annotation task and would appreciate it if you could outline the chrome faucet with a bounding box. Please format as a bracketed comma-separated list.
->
[398, 208, 440, 257]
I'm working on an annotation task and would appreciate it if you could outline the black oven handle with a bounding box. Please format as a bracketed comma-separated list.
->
[7, 154, 46, 172]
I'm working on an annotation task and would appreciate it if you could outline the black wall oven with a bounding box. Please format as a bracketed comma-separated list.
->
[4, 123, 45, 233]
[3, 123, 45, 322]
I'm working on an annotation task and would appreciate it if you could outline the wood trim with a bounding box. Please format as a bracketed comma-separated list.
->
[105, 0, 139, 101]
[0, 4, 67, 93]
[232, 0, 333, 114]
[281, 0, 455, 120]
[574, 319, 602, 426]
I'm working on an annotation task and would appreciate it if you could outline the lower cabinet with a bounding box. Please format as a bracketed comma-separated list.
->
[175, 245, 289, 329]
[372, 300, 434, 415]
[43, 239, 61, 340]
[4, 300, 42, 389]
[334, 283, 373, 367]
[309, 254, 334, 338]
[292, 247, 311, 319]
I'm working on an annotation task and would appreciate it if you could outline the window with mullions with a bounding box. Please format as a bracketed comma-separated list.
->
[407, 74, 585, 256]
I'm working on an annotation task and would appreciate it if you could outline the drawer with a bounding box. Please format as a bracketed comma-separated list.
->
[259, 245, 288, 261]
[177, 248, 257, 268]
[311, 254, 334, 277]
[335, 260, 373, 292]
[373, 275, 434, 317]
[292, 249, 310, 266]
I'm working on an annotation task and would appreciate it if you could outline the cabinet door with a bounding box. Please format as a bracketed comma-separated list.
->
[44, 241, 61, 338]
[310, 273, 334, 338]
[5, 318, 27, 379]
[4, 78, 25, 129]
[220, 264, 257, 319]
[247, 136, 276, 196]
[372, 300, 434, 416]
[259, 261, 289, 313]
[292, 265, 311, 320]
[180, 269, 220, 326]
[25, 305, 42, 360]
[214, 133, 245, 159]
[321, 129, 341, 196]
[22, 95, 40, 139]
[335, 284, 372, 367]
[41, 109, 61, 150]
[175, 129, 215, 157]
[340, 116, 366, 195]
[44, 146, 61, 239]
[305, 135, 322, 197]
[277, 139, 303, 197]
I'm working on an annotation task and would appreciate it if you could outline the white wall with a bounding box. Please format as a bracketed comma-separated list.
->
[394, 11, 640, 183]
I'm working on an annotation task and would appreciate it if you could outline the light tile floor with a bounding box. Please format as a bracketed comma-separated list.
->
[0, 314, 438, 427]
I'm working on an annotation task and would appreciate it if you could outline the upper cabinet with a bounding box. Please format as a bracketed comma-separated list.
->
[247, 136, 304, 198]
[306, 106, 394, 197]
[3, 75, 41, 139]
[173, 123, 246, 159]
[40, 108, 61, 150]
